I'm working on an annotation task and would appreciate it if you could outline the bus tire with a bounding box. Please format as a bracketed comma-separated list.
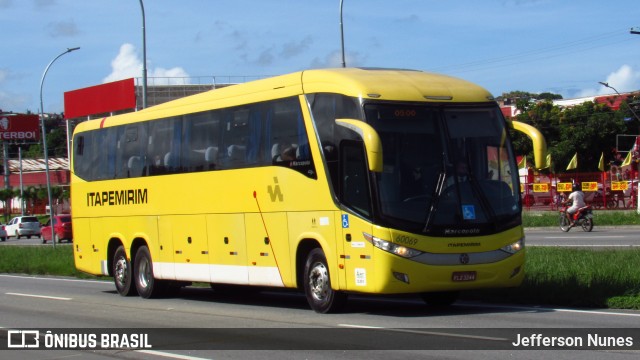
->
[421, 291, 459, 307]
[134, 246, 164, 299]
[303, 248, 346, 313]
[113, 245, 137, 296]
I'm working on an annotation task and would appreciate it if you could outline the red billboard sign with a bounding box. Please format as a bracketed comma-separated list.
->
[64, 78, 137, 119]
[0, 114, 40, 142]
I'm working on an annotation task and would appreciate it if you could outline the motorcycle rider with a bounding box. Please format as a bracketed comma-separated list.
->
[563, 183, 586, 226]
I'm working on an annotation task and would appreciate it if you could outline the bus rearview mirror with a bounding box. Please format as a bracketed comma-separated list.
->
[335, 119, 383, 173]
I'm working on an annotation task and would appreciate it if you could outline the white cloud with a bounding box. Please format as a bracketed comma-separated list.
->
[601, 65, 640, 93]
[103, 43, 190, 85]
[576, 64, 640, 98]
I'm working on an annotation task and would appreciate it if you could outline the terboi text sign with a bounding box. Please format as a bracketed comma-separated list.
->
[0, 114, 40, 143]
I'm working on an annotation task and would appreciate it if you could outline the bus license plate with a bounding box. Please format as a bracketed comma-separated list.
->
[452, 271, 476, 282]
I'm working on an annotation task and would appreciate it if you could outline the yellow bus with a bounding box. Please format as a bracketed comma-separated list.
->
[71, 68, 546, 313]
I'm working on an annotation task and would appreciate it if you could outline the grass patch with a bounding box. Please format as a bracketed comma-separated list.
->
[522, 210, 640, 228]
[468, 247, 640, 309]
[1, 246, 639, 309]
[0, 246, 98, 279]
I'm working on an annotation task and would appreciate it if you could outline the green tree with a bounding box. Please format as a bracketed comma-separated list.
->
[537, 92, 563, 101]
[0, 188, 17, 223]
[510, 100, 625, 172]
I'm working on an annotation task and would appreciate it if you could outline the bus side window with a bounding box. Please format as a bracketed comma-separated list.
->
[221, 109, 248, 169]
[268, 97, 316, 178]
[73, 134, 90, 179]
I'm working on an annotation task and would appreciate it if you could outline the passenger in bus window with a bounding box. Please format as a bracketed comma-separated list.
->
[272, 143, 296, 163]
[281, 146, 296, 161]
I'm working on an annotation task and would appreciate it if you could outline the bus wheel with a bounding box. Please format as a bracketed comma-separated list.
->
[303, 248, 346, 313]
[113, 245, 137, 296]
[421, 291, 459, 307]
[134, 246, 164, 299]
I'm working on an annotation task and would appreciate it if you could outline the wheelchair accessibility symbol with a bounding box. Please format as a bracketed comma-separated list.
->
[462, 205, 476, 220]
[342, 214, 350, 228]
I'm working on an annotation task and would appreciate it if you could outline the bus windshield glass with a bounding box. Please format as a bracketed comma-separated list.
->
[365, 103, 520, 235]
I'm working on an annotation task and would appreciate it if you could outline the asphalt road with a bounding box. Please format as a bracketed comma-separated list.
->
[1, 228, 639, 358]
[1, 274, 639, 360]
[4, 226, 640, 248]
[0, 235, 71, 246]
[525, 226, 640, 248]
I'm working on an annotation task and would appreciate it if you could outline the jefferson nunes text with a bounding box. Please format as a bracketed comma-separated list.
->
[87, 189, 148, 206]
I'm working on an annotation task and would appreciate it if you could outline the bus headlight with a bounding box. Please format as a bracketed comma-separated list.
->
[501, 238, 524, 254]
[363, 233, 423, 258]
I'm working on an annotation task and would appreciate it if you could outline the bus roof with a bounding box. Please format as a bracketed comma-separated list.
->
[301, 68, 494, 103]
[75, 68, 495, 131]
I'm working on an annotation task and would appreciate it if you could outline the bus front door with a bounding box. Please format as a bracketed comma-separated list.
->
[340, 213, 374, 292]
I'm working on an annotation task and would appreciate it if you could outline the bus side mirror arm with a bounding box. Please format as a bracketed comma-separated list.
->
[335, 119, 383, 172]
[511, 120, 548, 170]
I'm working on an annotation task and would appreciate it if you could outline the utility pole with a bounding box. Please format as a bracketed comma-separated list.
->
[339, 0, 346, 68]
[139, 0, 148, 109]
[630, 26, 640, 212]
[40, 47, 80, 248]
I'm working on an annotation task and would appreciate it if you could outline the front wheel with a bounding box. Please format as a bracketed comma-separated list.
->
[113, 245, 137, 296]
[303, 248, 346, 313]
[559, 213, 572, 232]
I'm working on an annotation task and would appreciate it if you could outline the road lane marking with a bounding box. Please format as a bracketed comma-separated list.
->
[6, 292, 71, 301]
[543, 236, 626, 239]
[136, 350, 212, 360]
[465, 303, 640, 317]
[338, 324, 508, 341]
[0, 274, 110, 284]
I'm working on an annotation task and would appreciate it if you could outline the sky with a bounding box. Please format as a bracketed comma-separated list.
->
[1, 0, 639, 114]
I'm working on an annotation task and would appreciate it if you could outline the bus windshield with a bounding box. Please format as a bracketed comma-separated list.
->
[365, 103, 520, 235]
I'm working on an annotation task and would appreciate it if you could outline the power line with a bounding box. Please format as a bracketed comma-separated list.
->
[428, 28, 634, 74]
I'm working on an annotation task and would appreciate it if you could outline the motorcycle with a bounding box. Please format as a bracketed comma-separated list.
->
[559, 205, 594, 232]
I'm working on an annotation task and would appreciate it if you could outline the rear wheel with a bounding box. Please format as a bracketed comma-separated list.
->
[303, 248, 346, 313]
[134, 245, 165, 298]
[559, 213, 571, 232]
[113, 245, 137, 296]
[581, 218, 594, 232]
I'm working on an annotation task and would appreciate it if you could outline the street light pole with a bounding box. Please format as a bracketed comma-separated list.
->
[599, 81, 640, 214]
[139, 0, 148, 109]
[39, 47, 80, 248]
[598, 82, 640, 122]
[339, 0, 346, 68]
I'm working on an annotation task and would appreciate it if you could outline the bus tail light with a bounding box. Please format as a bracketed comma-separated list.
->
[363, 232, 422, 258]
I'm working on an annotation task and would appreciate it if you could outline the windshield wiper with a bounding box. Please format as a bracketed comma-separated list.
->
[423, 156, 447, 233]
